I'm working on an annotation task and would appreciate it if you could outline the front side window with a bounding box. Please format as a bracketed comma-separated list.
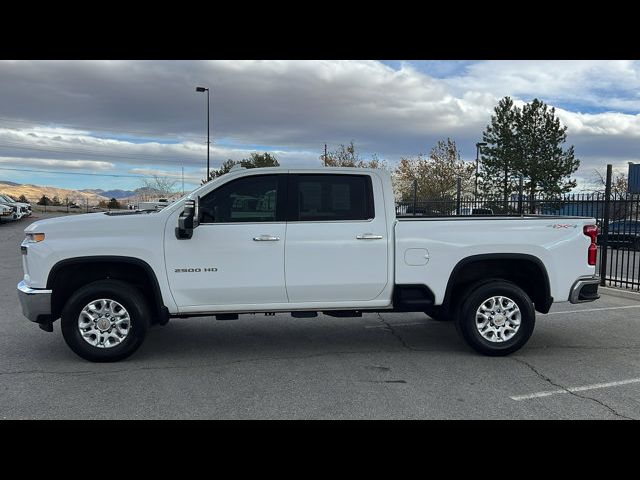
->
[293, 174, 374, 221]
[199, 175, 280, 223]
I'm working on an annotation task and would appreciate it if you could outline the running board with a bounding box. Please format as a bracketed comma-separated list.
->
[291, 311, 318, 318]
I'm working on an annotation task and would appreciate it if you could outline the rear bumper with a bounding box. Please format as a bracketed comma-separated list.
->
[569, 276, 600, 303]
[17, 280, 52, 323]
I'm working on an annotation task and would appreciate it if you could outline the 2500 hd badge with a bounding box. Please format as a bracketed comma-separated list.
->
[174, 267, 218, 273]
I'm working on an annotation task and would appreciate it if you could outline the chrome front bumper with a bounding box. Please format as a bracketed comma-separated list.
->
[17, 280, 52, 323]
[569, 276, 600, 304]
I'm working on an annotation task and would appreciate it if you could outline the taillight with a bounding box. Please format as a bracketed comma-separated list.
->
[583, 224, 598, 266]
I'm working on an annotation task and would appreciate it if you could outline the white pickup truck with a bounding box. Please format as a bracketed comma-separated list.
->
[18, 167, 600, 362]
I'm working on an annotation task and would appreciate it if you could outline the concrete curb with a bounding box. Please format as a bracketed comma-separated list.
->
[600, 286, 640, 301]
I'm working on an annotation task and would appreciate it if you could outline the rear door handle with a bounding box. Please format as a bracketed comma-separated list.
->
[253, 235, 280, 241]
[356, 233, 383, 240]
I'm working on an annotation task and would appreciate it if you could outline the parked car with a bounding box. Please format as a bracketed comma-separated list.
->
[18, 167, 600, 362]
[0, 203, 16, 223]
[0, 194, 29, 219]
[454, 207, 495, 216]
[598, 220, 640, 250]
[0, 195, 28, 220]
[138, 199, 171, 211]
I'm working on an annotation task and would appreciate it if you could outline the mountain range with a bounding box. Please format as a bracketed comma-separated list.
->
[80, 189, 137, 199]
[0, 182, 168, 205]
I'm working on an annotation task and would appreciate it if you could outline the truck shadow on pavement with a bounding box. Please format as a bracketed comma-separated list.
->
[134, 314, 470, 362]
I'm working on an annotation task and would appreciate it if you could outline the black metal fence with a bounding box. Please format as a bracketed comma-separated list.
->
[396, 165, 640, 291]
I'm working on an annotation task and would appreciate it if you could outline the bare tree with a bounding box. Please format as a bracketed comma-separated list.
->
[393, 138, 474, 201]
[140, 175, 178, 200]
[591, 168, 628, 195]
[321, 142, 388, 169]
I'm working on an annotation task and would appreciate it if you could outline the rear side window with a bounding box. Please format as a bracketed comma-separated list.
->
[291, 174, 374, 221]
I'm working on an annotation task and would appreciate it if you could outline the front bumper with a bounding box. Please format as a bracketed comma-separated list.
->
[569, 276, 600, 303]
[17, 280, 52, 323]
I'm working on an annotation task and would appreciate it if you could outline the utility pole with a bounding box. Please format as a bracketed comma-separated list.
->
[324, 143, 328, 166]
[196, 86, 211, 180]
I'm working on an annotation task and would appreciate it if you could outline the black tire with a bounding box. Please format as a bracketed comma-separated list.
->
[424, 306, 452, 322]
[60, 280, 150, 362]
[455, 280, 535, 356]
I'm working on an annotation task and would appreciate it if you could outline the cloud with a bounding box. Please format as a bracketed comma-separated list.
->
[0, 156, 115, 170]
[444, 60, 640, 113]
[1, 60, 640, 191]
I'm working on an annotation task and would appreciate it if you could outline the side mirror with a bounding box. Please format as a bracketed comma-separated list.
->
[175, 197, 200, 239]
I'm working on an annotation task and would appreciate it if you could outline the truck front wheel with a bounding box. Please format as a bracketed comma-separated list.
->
[455, 281, 535, 356]
[60, 280, 150, 362]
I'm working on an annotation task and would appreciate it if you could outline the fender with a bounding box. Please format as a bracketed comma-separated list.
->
[442, 253, 553, 314]
[46, 255, 169, 324]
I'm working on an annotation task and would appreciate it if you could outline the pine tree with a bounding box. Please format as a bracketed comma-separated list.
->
[517, 99, 579, 203]
[480, 97, 580, 211]
[479, 96, 520, 203]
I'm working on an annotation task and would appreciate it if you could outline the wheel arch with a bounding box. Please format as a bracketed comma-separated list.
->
[47, 256, 168, 324]
[442, 253, 553, 314]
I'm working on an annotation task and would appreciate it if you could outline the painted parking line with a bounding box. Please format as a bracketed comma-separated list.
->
[543, 305, 640, 316]
[511, 377, 640, 401]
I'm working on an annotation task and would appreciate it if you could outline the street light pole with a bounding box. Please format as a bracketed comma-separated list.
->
[475, 142, 487, 196]
[196, 86, 210, 180]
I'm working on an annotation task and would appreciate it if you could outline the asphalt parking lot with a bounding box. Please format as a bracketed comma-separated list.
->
[2, 213, 640, 419]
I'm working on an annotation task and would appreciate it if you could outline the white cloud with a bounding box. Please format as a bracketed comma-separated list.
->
[2, 60, 640, 191]
[0, 156, 115, 170]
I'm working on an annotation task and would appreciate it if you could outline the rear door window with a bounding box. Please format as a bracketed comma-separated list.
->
[290, 174, 374, 221]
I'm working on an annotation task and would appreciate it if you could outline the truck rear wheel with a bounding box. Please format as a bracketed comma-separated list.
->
[60, 280, 150, 362]
[455, 280, 535, 356]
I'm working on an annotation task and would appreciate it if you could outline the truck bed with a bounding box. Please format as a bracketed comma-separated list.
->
[396, 214, 594, 221]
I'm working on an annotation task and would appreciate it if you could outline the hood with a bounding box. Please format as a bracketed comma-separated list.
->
[24, 210, 164, 234]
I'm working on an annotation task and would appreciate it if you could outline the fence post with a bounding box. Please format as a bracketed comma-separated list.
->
[455, 177, 461, 215]
[599, 164, 612, 286]
[412, 178, 417, 217]
[518, 175, 524, 216]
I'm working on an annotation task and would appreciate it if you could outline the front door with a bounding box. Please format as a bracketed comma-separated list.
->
[165, 173, 288, 311]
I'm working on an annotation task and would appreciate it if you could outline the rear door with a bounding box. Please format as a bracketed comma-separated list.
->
[284, 173, 389, 303]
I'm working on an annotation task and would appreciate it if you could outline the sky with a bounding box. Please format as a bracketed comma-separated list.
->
[1, 60, 639, 193]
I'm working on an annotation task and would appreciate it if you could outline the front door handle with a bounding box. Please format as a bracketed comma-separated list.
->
[356, 233, 383, 240]
[253, 235, 280, 241]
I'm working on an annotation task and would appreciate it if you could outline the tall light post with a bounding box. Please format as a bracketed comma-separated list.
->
[475, 142, 487, 196]
[196, 86, 210, 180]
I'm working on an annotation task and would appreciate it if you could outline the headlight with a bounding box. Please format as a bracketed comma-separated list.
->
[24, 233, 45, 243]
